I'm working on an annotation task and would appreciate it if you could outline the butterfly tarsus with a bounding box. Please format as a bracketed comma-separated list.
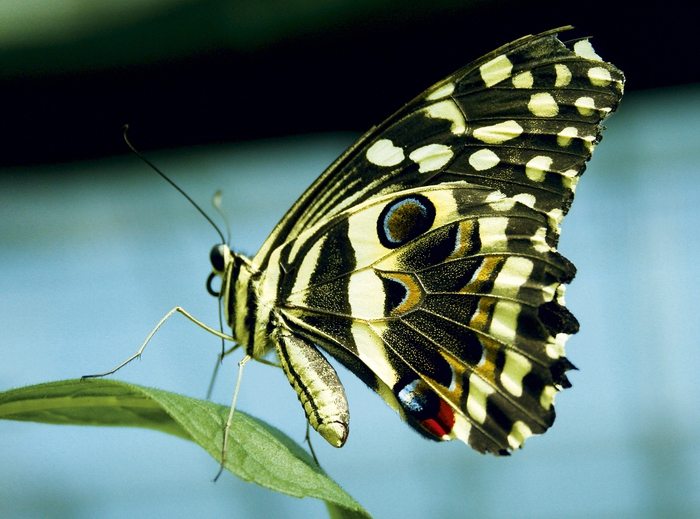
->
[82, 306, 235, 379]
[305, 422, 321, 467]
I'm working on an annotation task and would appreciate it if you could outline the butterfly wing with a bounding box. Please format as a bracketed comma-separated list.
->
[266, 181, 577, 453]
[253, 26, 624, 271]
[244, 27, 624, 452]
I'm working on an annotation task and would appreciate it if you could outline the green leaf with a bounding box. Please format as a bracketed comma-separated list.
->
[0, 379, 371, 519]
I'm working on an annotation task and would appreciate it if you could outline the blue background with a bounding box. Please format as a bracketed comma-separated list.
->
[1, 84, 699, 518]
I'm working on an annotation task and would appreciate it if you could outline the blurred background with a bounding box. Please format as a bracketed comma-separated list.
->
[1, 1, 698, 518]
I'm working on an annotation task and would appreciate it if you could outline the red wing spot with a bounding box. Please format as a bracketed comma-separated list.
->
[419, 399, 455, 438]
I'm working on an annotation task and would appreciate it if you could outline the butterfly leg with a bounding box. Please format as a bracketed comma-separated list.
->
[206, 343, 242, 400]
[304, 421, 321, 467]
[82, 306, 235, 379]
[214, 348, 287, 479]
[214, 353, 251, 481]
[275, 332, 350, 448]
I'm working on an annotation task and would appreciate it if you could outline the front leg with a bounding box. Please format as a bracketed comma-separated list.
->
[83, 306, 234, 379]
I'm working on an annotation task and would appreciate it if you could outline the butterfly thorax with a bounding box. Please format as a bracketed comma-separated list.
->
[210, 244, 274, 359]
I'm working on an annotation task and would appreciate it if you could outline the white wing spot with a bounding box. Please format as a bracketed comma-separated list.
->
[575, 96, 596, 116]
[473, 120, 523, 144]
[409, 144, 454, 173]
[467, 375, 494, 424]
[574, 40, 602, 61]
[478, 216, 508, 250]
[546, 331, 569, 360]
[588, 66, 612, 86]
[525, 155, 552, 182]
[501, 350, 532, 398]
[490, 300, 521, 343]
[485, 190, 506, 203]
[557, 126, 578, 147]
[528, 92, 558, 117]
[512, 71, 533, 89]
[548, 208, 564, 230]
[480, 54, 513, 87]
[489, 198, 516, 211]
[583, 134, 597, 151]
[556, 284, 567, 306]
[550, 332, 569, 362]
[508, 421, 533, 449]
[562, 169, 580, 191]
[540, 386, 557, 410]
[546, 339, 564, 359]
[451, 413, 472, 444]
[468, 149, 500, 171]
[366, 139, 405, 167]
[493, 256, 534, 300]
[554, 64, 572, 87]
[423, 99, 466, 134]
[426, 81, 455, 100]
[513, 192, 536, 208]
[542, 280, 559, 302]
[532, 227, 550, 253]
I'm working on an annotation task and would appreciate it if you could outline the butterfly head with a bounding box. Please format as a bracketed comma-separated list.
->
[207, 244, 238, 322]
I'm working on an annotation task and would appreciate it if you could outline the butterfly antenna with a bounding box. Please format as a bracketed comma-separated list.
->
[207, 191, 231, 360]
[122, 124, 226, 244]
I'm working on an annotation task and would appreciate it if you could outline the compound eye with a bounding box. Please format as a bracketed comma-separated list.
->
[206, 272, 220, 297]
[210, 244, 226, 272]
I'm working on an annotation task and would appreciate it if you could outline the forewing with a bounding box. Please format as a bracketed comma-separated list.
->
[253, 27, 624, 269]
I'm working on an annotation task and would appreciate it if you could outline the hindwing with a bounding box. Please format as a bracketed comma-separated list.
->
[268, 183, 578, 453]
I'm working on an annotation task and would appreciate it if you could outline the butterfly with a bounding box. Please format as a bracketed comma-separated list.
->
[207, 26, 625, 455]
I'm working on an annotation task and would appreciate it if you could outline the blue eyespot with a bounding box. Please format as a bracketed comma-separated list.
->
[377, 194, 436, 249]
[396, 377, 440, 420]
